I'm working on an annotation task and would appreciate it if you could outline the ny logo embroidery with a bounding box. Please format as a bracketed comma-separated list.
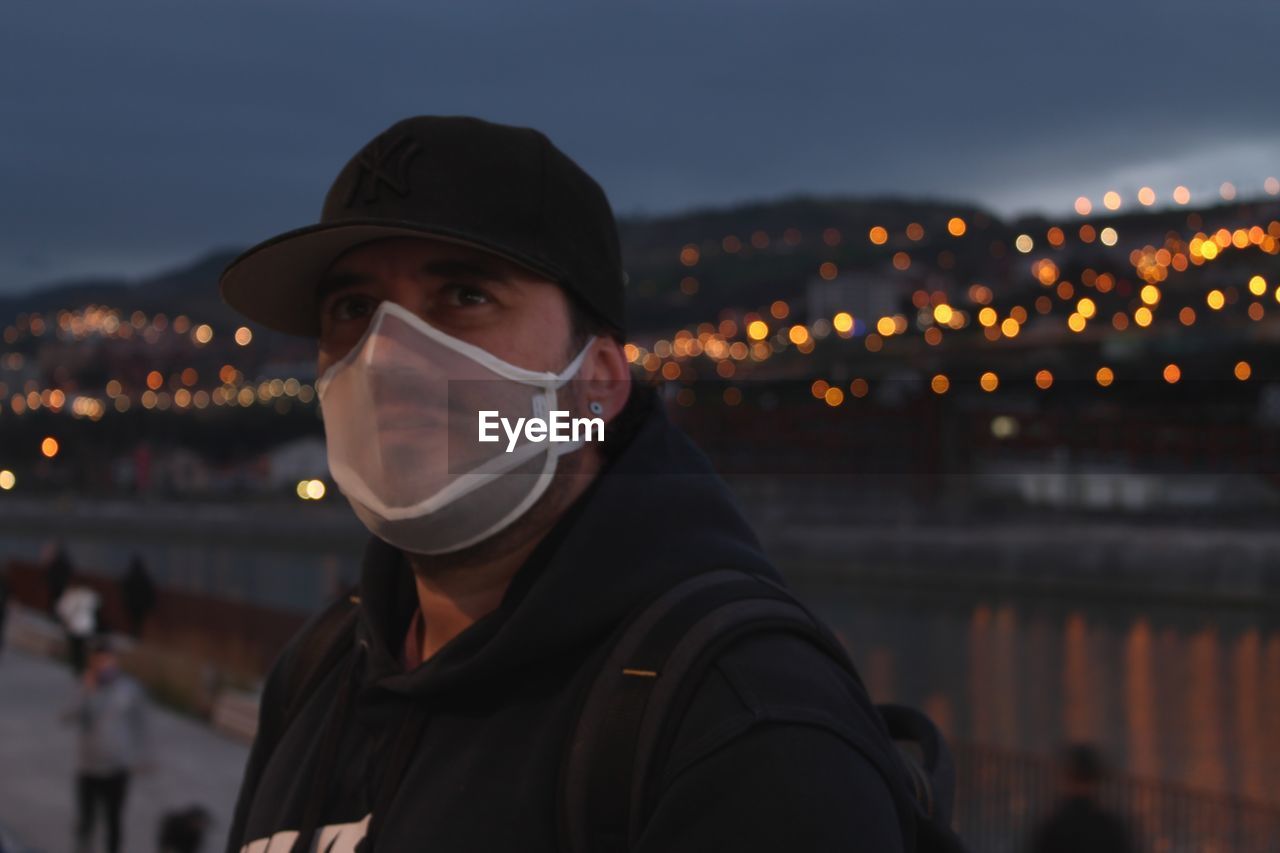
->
[343, 133, 422, 207]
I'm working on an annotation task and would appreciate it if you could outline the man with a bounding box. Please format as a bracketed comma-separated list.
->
[62, 638, 150, 853]
[120, 555, 157, 638]
[0, 565, 9, 658]
[1027, 744, 1137, 853]
[219, 116, 907, 852]
[56, 579, 101, 677]
[43, 541, 73, 617]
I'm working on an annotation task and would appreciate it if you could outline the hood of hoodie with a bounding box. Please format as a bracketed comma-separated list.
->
[350, 385, 782, 700]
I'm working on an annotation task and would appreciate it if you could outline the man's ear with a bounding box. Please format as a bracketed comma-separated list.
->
[577, 337, 632, 424]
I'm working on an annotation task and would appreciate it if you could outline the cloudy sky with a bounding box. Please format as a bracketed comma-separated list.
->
[4, 0, 1277, 295]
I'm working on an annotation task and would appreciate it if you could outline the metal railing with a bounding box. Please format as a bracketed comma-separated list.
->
[952, 744, 1280, 852]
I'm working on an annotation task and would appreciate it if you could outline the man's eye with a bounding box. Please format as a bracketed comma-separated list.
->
[442, 283, 492, 307]
[331, 294, 378, 322]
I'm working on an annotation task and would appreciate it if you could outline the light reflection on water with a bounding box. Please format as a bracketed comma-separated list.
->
[788, 574, 1280, 806]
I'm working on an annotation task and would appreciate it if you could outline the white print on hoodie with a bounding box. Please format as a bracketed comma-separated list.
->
[240, 813, 370, 853]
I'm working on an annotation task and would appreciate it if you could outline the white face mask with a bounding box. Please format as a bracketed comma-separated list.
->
[316, 300, 595, 555]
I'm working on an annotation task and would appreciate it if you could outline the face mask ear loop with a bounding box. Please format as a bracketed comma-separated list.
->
[544, 336, 600, 459]
[549, 336, 597, 390]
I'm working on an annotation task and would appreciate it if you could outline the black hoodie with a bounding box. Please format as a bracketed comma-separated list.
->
[227, 387, 905, 852]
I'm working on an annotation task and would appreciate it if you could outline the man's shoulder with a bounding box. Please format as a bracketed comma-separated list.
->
[637, 627, 909, 850]
[713, 627, 867, 719]
[262, 591, 359, 703]
[659, 625, 891, 785]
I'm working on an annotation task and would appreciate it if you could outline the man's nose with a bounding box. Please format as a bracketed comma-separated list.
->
[385, 277, 433, 321]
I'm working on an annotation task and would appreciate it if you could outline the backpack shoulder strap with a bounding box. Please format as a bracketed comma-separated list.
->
[556, 568, 918, 853]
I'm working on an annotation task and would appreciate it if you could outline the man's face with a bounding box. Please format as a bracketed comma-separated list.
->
[314, 235, 617, 564]
[88, 649, 117, 678]
[316, 236, 576, 376]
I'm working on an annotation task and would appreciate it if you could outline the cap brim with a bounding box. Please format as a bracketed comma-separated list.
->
[218, 220, 564, 337]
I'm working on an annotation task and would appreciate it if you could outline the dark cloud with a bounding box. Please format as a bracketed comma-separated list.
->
[3, 0, 1277, 294]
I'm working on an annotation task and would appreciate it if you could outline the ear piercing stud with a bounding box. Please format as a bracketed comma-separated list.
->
[589, 401, 604, 415]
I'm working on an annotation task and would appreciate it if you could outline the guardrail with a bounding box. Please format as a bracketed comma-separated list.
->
[952, 743, 1280, 852]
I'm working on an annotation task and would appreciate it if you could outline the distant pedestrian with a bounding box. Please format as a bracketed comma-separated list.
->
[44, 543, 73, 616]
[120, 556, 157, 638]
[1027, 743, 1137, 853]
[158, 805, 211, 853]
[62, 637, 150, 853]
[0, 565, 9, 657]
[56, 583, 101, 676]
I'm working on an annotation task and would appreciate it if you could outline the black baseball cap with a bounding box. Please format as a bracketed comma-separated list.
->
[219, 115, 626, 337]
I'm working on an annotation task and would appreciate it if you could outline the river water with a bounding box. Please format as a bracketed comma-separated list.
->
[788, 572, 1280, 807]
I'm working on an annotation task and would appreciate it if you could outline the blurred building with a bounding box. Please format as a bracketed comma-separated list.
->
[805, 271, 909, 331]
[264, 437, 329, 491]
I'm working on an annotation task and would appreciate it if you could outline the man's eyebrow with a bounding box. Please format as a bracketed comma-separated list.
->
[315, 271, 372, 304]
